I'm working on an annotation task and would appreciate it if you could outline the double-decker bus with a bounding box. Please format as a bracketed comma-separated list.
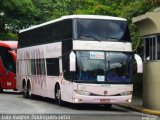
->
[0, 41, 17, 92]
[17, 15, 141, 108]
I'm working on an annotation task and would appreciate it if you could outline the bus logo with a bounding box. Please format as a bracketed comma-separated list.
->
[104, 90, 108, 95]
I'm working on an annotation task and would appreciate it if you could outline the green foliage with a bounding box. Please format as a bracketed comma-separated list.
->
[121, 1, 154, 22]
[32, 0, 54, 22]
[0, 32, 17, 40]
[0, 0, 38, 33]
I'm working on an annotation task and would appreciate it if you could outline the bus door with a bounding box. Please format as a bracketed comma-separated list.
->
[0, 51, 16, 89]
[61, 52, 75, 101]
[0, 56, 7, 89]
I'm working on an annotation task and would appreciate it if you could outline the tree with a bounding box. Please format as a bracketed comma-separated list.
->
[0, 0, 38, 40]
[32, 0, 54, 23]
[0, 0, 158, 43]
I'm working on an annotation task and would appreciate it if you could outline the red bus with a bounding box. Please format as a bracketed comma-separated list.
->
[0, 41, 17, 92]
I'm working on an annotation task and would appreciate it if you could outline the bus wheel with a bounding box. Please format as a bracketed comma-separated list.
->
[55, 85, 62, 106]
[28, 83, 32, 99]
[0, 85, 3, 93]
[23, 83, 28, 98]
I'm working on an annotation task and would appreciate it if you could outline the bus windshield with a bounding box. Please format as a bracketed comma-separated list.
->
[75, 19, 131, 42]
[75, 51, 132, 83]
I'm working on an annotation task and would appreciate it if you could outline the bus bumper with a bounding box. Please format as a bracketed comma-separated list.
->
[72, 94, 132, 104]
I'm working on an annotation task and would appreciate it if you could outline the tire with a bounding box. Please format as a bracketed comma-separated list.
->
[14, 89, 18, 91]
[0, 85, 3, 93]
[23, 83, 28, 98]
[55, 85, 63, 106]
[0, 88, 3, 93]
[28, 83, 32, 99]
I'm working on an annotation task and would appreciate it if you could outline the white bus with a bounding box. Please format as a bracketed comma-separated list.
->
[17, 15, 138, 108]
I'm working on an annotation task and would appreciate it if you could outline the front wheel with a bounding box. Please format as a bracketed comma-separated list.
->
[0, 88, 3, 93]
[0, 84, 3, 93]
[55, 85, 63, 106]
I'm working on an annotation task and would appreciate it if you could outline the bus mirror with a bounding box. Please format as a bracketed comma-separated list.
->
[134, 54, 143, 73]
[69, 51, 76, 71]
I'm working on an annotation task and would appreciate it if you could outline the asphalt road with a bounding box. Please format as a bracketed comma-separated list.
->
[0, 90, 159, 120]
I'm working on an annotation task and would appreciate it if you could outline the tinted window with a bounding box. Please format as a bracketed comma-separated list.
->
[76, 51, 132, 83]
[19, 19, 73, 48]
[31, 59, 46, 75]
[1, 52, 16, 73]
[46, 58, 59, 76]
[75, 19, 131, 42]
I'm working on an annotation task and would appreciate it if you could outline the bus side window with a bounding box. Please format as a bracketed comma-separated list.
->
[46, 58, 59, 76]
[1, 52, 16, 73]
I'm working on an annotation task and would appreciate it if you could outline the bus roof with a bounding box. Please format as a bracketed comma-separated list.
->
[0, 41, 18, 49]
[19, 15, 127, 33]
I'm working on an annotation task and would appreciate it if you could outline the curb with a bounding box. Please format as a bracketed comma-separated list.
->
[117, 104, 160, 116]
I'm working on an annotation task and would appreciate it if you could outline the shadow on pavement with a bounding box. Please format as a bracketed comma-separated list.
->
[0, 90, 21, 95]
[28, 95, 129, 112]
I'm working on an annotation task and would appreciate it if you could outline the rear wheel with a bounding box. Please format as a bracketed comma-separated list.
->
[55, 85, 63, 106]
[28, 83, 32, 99]
[23, 83, 28, 98]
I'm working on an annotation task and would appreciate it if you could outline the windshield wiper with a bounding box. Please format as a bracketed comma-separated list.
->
[95, 62, 105, 75]
[80, 34, 101, 42]
[104, 36, 120, 41]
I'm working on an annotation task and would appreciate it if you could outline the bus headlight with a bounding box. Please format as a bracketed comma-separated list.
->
[74, 90, 91, 96]
[120, 91, 132, 96]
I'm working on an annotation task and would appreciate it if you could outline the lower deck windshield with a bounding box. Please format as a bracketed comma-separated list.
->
[75, 51, 132, 83]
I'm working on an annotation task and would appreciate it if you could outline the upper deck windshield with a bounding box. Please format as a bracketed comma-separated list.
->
[75, 51, 132, 83]
[74, 19, 131, 42]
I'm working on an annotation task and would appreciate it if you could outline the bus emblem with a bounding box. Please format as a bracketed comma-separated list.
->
[104, 91, 108, 95]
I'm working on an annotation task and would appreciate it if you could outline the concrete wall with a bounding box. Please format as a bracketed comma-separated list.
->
[133, 12, 160, 36]
[143, 61, 160, 110]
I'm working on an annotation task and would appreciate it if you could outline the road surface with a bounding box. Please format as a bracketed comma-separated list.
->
[0, 90, 159, 120]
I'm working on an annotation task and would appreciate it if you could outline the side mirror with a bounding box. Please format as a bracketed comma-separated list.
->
[69, 51, 76, 71]
[134, 54, 143, 73]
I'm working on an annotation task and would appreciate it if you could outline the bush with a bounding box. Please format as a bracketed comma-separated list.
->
[0, 32, 18, 40]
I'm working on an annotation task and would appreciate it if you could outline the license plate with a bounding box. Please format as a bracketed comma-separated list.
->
[7, 82, 11, 86]
[100, 99, 110, 103]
